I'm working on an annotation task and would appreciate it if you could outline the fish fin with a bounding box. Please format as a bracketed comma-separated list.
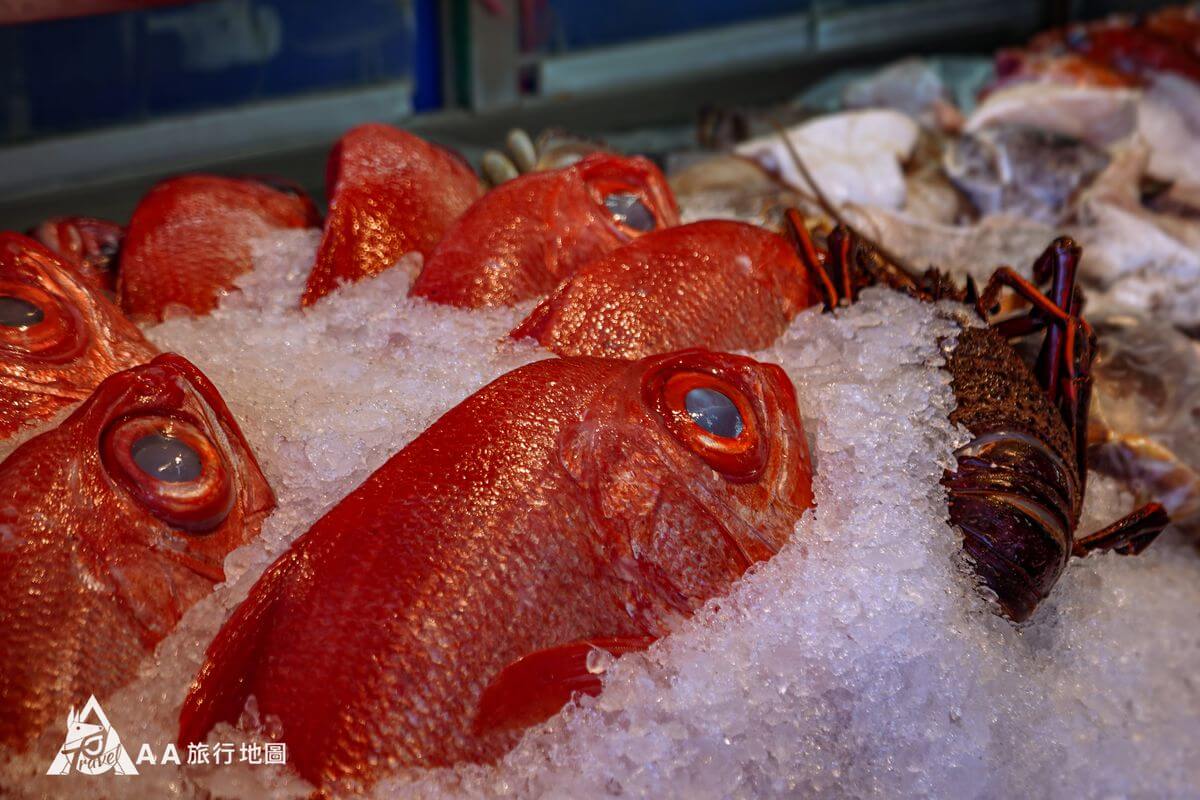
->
[508, 293, 557, 344]
[473, 636, 656, 735]
[177, 556, 293, 746]
[301, 187, 365, 307]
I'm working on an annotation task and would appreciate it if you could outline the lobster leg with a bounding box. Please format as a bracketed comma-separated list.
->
[1073, 502, 1170, 557]
[783, 213, 925, 307]
[784, 209, 839, 309]
[974, 256, 1095, 436]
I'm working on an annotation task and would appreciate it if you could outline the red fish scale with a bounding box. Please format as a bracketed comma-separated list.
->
[511, 220, 821, 358]
[300, 124, 483, 306]
[0, 354, 274, 750]
[409, 153, 680, 308]
[0, 232, 158, 439]
[119, 175, 319, 322]
[180, 350, 812, 790]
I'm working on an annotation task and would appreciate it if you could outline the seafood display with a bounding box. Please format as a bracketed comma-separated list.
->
[3, 5, 1200, 799]
[0, 354, 274, 750]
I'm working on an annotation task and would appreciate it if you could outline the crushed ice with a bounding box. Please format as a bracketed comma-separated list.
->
[2, 231, 1198, 799]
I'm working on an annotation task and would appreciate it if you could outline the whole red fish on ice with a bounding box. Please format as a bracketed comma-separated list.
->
[301, 124, 483, 306]
[0, 353, 274, 749]
[512, 219, 820, 357]
[0, 232, 157, 439]
[411, 152, 680, 307]
[119, 174, 319, 322]
[180, 350, 813, 790]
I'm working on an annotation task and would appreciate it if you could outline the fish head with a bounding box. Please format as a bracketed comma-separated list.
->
[0, 232, 157, 437]
[564, 349, 813, 608]
[29, 216, 124, 294]
[0, 352, 275, 645]
[574, 153, 682, 241]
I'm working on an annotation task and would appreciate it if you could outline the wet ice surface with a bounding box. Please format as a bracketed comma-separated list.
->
[3, 236, 1199, 799]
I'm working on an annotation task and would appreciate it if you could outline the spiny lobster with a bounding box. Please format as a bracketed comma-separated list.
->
[784, 212, 1169, 621]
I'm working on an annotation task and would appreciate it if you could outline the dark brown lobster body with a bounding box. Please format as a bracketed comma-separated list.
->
[786, 215, 1167, 621]
[944, 326, 1082, 620]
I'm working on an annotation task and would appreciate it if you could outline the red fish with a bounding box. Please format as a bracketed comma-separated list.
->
[0, 232, 157, 439]
[118, 175, 320, 322]
[180, 350, 812, 790]
[300, 124, 483, 307]
[29, 216, 125, 294]
[1030, 20, 1200, 84]
[0, 353, 275, 749]
[511, 220, 819, 358]
[409, 153, 680, 308]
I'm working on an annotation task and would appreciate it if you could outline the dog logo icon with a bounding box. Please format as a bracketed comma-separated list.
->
[46, 695, 138, 776]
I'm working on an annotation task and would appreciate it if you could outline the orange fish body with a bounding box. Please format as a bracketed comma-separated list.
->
[29, 216, 124, 294]
[0, 232, 157, 439]
[118, 175, 319, 322]
[180, 350, 812, 790]
[410, 153, 680, 308]
[301, 124, 483, 306]
[511, 220, 819, 358]
[0, 353, 275, 749]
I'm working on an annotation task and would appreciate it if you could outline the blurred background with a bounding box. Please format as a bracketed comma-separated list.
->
[0, 0, 1159, 227]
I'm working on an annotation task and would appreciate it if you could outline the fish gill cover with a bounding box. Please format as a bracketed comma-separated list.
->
[1, 230, 1197, 798]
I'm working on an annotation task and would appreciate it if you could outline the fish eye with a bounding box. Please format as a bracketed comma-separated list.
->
[131, 433, 203, 483]
[643, 365, 767, 481]
[0, 280, 81, 359]
[102, 415, 233, 532]
[0, 295, 44, 329]
[603, 192, 656, 232]
[684, 387, 744, 439]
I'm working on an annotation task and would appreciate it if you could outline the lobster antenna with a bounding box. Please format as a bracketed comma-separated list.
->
[768, 117, 919, 278]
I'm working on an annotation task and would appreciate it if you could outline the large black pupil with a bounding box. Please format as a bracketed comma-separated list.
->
[685, 387, 744, 439]
[604, 192, 656, 232]
[131, 433, 202, 483]
[0, 296, 44, 328]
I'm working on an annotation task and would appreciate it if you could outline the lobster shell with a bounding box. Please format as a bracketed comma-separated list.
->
[944, 326, 1079, 621]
